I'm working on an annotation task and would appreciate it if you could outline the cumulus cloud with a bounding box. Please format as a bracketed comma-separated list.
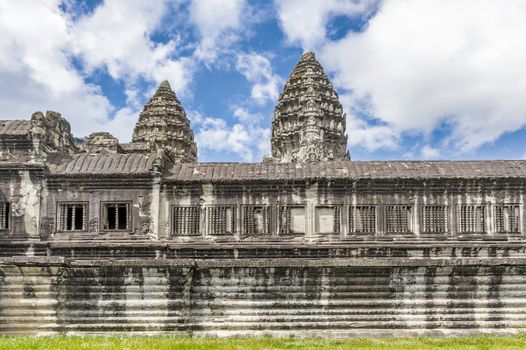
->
[421, 145, 441, 160]
[71, 0, 192, 89]
[233, 107, 255, 123]
[338, 93, 399, 151]
[0, 0, 81, 95]
[189, 109, 270, 162]
[0, 0, 194, 141]
[0, 0, 114, 137]
[189, 0, 246, 64]
[348, 118, 400, 151]
[235, 53, 282, 105]
[321, 0, 526, 155]
[275, 0, 379, 50]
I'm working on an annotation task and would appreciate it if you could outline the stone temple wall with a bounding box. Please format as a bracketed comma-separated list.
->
[160, 179, 525, 242]
[0, 243, 525, 336]
[0, 162, 525, 336]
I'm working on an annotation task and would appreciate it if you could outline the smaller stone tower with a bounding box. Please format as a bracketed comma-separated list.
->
[271, 51, 349, 162]
[132, 80, 197, 163]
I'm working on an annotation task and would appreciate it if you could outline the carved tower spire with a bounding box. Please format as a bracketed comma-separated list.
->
[271, 51, 349, 162]
[132, 80, 197, 163]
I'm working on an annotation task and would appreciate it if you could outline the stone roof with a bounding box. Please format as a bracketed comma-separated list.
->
[47, 153, 156, 176]
[166, 160, 526, 182]
[4, 154, 526, 181]
[0, 120, 32, 136]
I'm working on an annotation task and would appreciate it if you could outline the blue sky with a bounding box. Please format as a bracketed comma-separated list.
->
[1, 0, 526, 162]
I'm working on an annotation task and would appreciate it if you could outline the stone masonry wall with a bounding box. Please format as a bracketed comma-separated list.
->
[1, 168, 526, 336]
[0, 170, 45, 239]
[0, 245, 525, 337]
[160, 180, 525, 241]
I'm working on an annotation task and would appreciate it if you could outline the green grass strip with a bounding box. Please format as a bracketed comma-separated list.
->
[0, 334, 525, 350]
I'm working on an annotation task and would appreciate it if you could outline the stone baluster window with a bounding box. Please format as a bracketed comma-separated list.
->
[102, 203, 131, 231]
[315, 206, 341, 234]
[349, 206, 376, 234]
[279, 206, 306, 234]
[173, 206, 200, 235]
[59, 203, 87, 231]
[457, 205, 485, 233]
[385, 205, 413, 234]
[494, 205, 520, 233]
[207, 206, 236, 235]
[0, 202, 10, 230]
[421, 206, 448, 233]
[334, 206, 341, 233]
[242, 206, 270, 235]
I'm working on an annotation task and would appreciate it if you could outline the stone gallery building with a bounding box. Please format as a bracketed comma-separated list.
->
[0, 52, 525, 336]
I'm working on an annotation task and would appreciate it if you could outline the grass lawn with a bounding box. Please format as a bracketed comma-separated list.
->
[0, 334, 525, 350]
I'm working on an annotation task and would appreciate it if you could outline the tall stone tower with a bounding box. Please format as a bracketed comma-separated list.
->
[271, 52, 349, 162]
[132, 80, 197, 163]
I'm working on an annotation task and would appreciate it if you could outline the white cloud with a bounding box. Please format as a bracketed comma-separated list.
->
[348, 119, 400, 152]
[338, 93, 399, 151]
[275, 0, 379, 50]
[71, 0, 192, 91]
[102, 107, 142, 141]
[421, 145, 441, 159]
[233, 107, 254, 123]
[189, 0, 246, 63]
[0, 0, 113, 137]
[189, 110, 270, 162]
[0, 0, 82, 95]
[321, 0, 526, 154]
[0, 0, 193, 142]
[236, 53, 282, 105]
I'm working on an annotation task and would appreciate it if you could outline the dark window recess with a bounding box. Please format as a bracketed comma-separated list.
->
[59, 204, 86, 231]
[0, 202, 10, 230]
[103, 203, 130, 231]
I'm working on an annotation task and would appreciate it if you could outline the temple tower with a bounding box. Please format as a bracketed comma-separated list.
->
[271, 52, 349, 162]
[132, 80, 197, 162]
